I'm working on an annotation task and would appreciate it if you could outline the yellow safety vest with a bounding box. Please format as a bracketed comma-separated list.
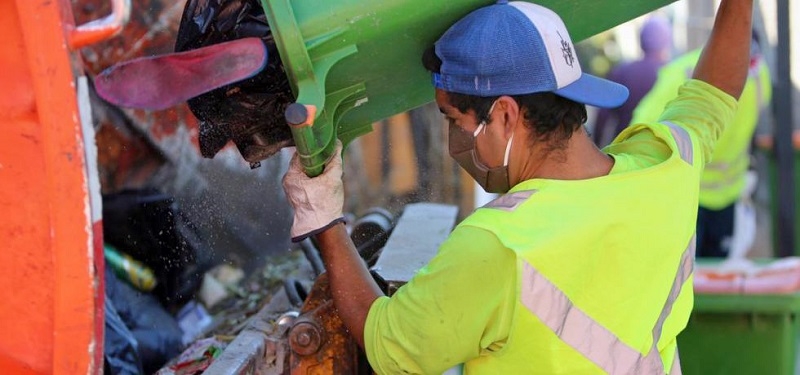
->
[632, 49, 772, 209]
[460, 122, 695, 374]
[699, 59, 771, 208]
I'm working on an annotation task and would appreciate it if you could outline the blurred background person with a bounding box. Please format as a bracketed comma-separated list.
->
[631, 33, 772, 258]
[592, 15, 673, 147]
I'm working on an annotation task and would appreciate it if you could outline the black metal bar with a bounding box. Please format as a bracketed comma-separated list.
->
[299, 238, 325, 276]
[774, 0, 795, 257]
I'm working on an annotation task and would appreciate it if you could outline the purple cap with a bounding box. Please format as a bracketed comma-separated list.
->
[640, 16, 672, 55]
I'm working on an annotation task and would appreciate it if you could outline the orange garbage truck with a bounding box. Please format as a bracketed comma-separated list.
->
[0, 0, 128, 372]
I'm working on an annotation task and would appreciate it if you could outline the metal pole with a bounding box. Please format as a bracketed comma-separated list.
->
[685, 0, 715, 50]
[774, 0, 795, 257]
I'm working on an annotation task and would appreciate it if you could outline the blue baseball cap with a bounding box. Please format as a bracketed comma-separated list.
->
[432, 0, 629, 109]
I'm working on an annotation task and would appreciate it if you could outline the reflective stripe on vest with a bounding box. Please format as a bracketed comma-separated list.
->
[482, 190, 537, 211]
[700, 169, 746, 192]
[703, 152, 748, 172]
[671, 350, 682, 375]
[519, 235, 695, 375]
[752, 60, 767, 111]
[663, 121, 693, 166]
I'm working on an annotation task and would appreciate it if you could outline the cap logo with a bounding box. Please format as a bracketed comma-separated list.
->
[557, 31, 575, 68]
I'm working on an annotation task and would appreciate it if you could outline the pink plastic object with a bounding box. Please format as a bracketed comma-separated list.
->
[94, 37, 267, 110]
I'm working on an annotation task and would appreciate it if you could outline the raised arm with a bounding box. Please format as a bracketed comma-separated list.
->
[692, 0, 754, 99]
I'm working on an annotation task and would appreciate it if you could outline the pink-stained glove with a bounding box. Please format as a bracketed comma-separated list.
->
[282, 140, 345, 242]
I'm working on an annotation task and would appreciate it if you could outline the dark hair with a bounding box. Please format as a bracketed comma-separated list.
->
[422, 46, 587, 148]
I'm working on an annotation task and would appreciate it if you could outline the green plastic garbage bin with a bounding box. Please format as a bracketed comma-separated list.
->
[678, 260, 800, 375]
[259, 0, 677, 175]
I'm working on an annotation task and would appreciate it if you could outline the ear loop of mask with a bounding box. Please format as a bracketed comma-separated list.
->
[503, 135, 513, 166]
[472, 100, 497, 132]
[473, 123, 485, 137]
[474, 100, 499, 136]
[475, 100, 513, 167]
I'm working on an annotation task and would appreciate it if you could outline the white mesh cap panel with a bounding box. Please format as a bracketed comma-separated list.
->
[508, 2, 582, 89]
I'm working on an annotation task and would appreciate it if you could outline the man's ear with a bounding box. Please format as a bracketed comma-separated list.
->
[496, 95, 520, 138]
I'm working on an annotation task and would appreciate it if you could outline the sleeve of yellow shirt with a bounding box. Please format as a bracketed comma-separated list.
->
[364, 224, 516, 375]
[657, 79, 738, 166]
[611, 79, 737, 171]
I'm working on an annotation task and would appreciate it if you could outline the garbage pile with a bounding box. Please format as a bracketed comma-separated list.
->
[101, 187, 315, 374]
[102, 188, 208, 374]
[153, 251, 315, 375]
[72, 0, 302, 372]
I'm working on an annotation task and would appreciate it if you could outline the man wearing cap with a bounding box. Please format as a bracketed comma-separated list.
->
[282, 0, 753, 373]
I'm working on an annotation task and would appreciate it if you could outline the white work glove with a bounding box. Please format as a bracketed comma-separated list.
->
[282, 140, 345, 242]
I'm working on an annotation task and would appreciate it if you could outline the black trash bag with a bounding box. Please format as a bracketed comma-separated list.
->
[102, 188, 208, 310]
[175, 0, 295, 165]
[104, 296, 144, 375]
[106, 266, 184, 374]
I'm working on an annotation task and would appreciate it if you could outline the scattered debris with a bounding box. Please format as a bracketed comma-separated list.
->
[156, 248, 315, 373]
[198, 264, 246, 309]
[155, 337, 228, 375]
[177, 301, 214, 346]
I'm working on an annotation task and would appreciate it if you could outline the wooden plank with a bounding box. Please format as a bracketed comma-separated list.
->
[387, 113, 419, 196]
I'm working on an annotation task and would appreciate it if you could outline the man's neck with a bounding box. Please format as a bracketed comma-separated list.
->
[513, 127, 614, 182]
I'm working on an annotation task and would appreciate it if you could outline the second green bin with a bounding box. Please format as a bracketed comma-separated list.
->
[678, 282, 800, 375]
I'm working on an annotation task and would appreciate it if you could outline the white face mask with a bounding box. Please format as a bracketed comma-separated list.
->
[448, 101, 514, 193]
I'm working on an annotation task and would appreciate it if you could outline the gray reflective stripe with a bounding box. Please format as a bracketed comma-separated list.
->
[520, 235, 696, 375]
[670, 350, 682, 375]
[521, 266, 647, 373]
[483, 190, 537, 212]
[752, 63, 767, 111]
[662, 121, 693, 166]
[704, 152, 748, 172]
[700, 172, 743, 191]
[647, 235, 696, 371]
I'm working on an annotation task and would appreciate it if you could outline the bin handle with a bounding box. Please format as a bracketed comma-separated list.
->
[285, 103, 327, 177]
[69, 0, 131, 49]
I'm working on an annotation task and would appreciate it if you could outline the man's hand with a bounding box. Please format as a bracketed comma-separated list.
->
[282, 140, 345, 242]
